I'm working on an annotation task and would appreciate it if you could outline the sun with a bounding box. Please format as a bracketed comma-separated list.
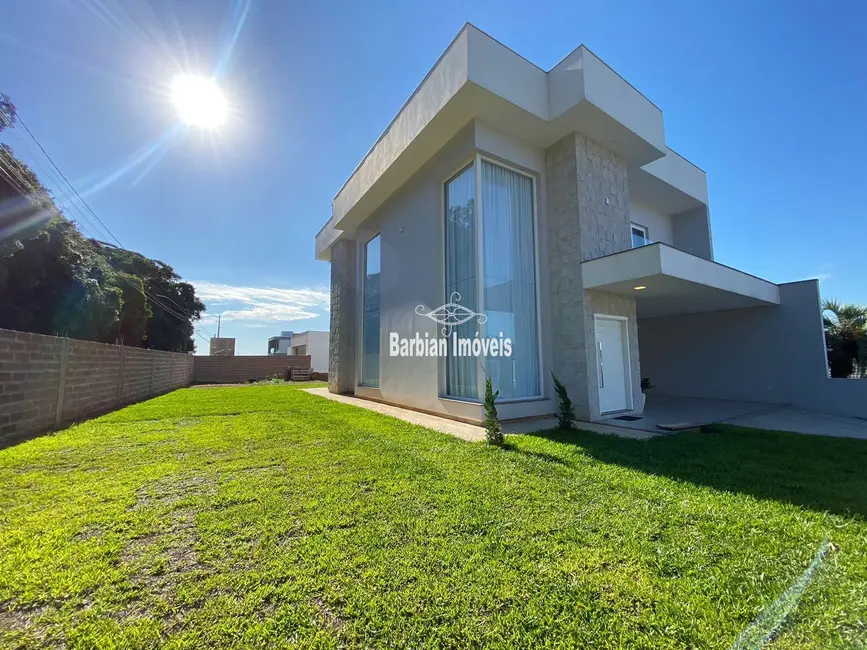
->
[171, 74, 228, 128]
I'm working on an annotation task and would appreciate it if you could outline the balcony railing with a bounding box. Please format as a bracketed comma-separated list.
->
[631, 234, 653, 248]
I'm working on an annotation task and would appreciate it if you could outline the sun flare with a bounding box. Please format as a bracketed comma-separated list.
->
[171, 74, 228, 128]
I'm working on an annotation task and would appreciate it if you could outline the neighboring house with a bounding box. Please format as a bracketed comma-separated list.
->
[209, 337, 235, 357]
[267, 331, 294, 355]
[315, 24, 865, 423]
[287, 331, 329, 373]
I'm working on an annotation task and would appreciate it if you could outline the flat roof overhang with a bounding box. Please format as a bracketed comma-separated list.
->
[316, 25, 709, 262]
[629, 148, 708, 215]
[582, 243, 780, 318]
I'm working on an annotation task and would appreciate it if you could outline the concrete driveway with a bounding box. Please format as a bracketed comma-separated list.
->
[725, 406, 867, 439]
[602, 394, 867, 440]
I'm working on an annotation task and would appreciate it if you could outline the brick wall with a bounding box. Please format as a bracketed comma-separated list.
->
[0, 328, 193, 443]
[192, 355, 310, 384]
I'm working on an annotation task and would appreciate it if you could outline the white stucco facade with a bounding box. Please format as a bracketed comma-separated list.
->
[287, 331, 329, 373]
[317, 24, 863, 422]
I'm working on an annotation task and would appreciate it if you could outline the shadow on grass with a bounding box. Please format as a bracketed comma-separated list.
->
[499, 441, 570, 466]
[527, 425, 867, 519]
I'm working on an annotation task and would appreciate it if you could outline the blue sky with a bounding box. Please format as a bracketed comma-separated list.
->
[1, 0, 864, 355]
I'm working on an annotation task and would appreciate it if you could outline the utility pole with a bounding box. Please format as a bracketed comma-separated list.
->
[216, 314, 221, 338]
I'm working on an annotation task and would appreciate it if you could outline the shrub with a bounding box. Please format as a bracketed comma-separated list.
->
[483, 376, 503, 446]
[551, 373, 575, 430]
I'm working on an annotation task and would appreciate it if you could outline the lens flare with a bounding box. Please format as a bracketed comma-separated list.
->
[171, 75, 228, 128]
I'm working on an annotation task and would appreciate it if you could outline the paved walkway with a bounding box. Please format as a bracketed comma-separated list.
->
[305, 389, 657, 442]
[304, 388, 486, 442]
[304, 389, 867, 442]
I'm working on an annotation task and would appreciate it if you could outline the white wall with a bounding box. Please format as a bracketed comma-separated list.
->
[331, 29, 470, 227]
[629, 201, 673, 246]
[289, 332, 329, 372]
[305, 332, 329, 373]
[466, 26, 549, 118]
[353, 121, 554, 422]
[640, 148, 709, 206]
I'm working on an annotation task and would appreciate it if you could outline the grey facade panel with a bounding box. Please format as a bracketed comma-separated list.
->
[671, 206, 713, 261]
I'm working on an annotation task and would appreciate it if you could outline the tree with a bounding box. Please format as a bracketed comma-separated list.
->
[0, 144, 56, 254]
[822, 299, 867, 378]
[95, 242, 204, 351]
[0, 118, 204, 350]
[0, 216, 117, 340]
[0, 93, 15, 132]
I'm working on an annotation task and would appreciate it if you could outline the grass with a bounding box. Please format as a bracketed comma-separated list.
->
[1, 384, 865, 649]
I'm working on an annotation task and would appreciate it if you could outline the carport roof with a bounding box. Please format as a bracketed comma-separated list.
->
[581, 243, 780, 318]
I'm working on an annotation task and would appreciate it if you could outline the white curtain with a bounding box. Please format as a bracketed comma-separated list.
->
[481, 160, 540, 399]
[361, 235, 381, 387]
[444, 165, 478, 399]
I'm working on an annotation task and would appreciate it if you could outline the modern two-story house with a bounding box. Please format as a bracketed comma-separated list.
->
[315, 25, 864, 425]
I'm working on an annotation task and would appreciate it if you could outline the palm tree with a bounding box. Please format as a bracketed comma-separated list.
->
[822, 299, 867, 378]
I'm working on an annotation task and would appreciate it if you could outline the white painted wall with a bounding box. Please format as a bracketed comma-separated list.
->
[331, 28, 470, 227]
[466, 26, 549, 118]
[352, 121, 554, 422]
[289, 331, 329, 372]
[578, 47, 666, 155]
[641, 148, 709, 206]
[629, 201, 673, 246]
[316, 25, 706, 262]
[307, 332, 329, 373]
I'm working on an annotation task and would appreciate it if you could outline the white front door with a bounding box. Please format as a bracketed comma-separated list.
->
[595, 315, 631, 414]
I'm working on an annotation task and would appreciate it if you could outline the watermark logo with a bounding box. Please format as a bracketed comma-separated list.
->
[390, 292, 512, 358]
[416, 292, 486, 336]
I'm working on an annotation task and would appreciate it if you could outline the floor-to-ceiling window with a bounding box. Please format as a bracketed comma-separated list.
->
[361, 234, 381, 387]
[444, 164, 477, 399]
[443, 158, 540, 401]
[481, 160, 540, 399]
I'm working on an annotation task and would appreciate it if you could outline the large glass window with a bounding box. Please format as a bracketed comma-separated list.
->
[444, 165, 477, 399]
[361, 235, 381, 387]
[444, 159, 540, 401]
[481, 160, 540, 399]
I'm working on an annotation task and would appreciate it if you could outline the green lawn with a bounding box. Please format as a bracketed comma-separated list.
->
[1, 384, 865, 649]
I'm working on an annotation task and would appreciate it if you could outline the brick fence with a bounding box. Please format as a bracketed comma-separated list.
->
[0, 328, 193, 443]
[192, 355, 311, 384]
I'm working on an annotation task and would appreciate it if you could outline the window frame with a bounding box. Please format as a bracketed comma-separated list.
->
[440, 153, 544, 403]
[359, 232, 381, 388]
[631, 223, 650, 248]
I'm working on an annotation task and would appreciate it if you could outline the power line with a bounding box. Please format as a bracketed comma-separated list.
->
[5, 119, 182, 320]
[2, 114, 213, 349]
[7, 117, 197, 328]
[3, 132, 115, 243]
[14, 114, 120, 247]
[0, 150, 42, 201]
[0, 155, 196, 330]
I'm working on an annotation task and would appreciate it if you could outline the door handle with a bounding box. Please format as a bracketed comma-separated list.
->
[597, 341, 604, 388]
